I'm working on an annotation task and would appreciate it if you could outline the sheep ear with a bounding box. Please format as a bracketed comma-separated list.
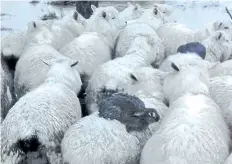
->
[216, 31, 223, 40]
[102, 11, 106, 18]
[33, 21, 36, 28]
[171, 62, 180, 71]
[133, 111, 144, 117]
[130, 73, 138, 82]
[40, 59, 50, 67]
[91, 5, 97, 12]
[154, 8, 158, 15]
[73, 11, 78, 21]
[70, 60, 78, 67]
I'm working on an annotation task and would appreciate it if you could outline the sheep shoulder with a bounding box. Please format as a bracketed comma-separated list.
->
[141, 94, 230, 164]
[61, 113, 140, 164]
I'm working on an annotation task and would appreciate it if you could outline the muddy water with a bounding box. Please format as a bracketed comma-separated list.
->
[1, 1, 232, 38]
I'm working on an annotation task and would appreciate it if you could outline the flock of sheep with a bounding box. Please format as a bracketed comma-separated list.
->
[1, 1, 232, 164]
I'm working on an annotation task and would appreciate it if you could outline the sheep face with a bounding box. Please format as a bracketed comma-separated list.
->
[97, 89, 160, 132]
[139, 7, 164, 31]
[43, 59, 82, 95]
[86, 5, 120, 45]
[153, 3, 173, 16]
[203, 30, 232, 62]
[61, 11, 86, 36]
[26, 21, 55, 47]
[163, 62, 210, 104]
[210, 20, 232, 36]
[118, 2, 143, 29]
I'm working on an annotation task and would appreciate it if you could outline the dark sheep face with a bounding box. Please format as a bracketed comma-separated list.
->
[97, 89, 160, 132]
[177, 42, 206, 59]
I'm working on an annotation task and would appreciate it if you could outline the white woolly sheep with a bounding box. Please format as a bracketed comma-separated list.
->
[48, 11, 86, 50]
[156, 21, 232, 56]
[117, 2, 143, 29]
[140, 62, 231, 164]
[114, 7, 165, 65]
[1, 59, 82, 164]
[61, 90, 160, 164]
[59, 32, 112, 81]
[14, 44, 69, 100]
[85, 5, 123, 48]
[1, 56, 16, 122]
[209, 59, 232, 77]
[1, 20, 57, 73]
[13, 20, 68, 100]
[225, 153, 232, 164]
[202, 30, 232, 62]
[85, 35, 159, 114]
[210, 76, 232, 134]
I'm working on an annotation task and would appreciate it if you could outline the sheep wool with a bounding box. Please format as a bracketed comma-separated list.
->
[59, 32, 112, 80]
[85, 5, 121, 49]
[209, 59, 232, 77]
[141, 63, 231, 164]
[1, 59, 82, 164]
[225, 153, 232, 164]
[1, 56, 16, 122]
[117, 2, 143, 29]
[62, 90, 160, 164]
[85, 35, 158, 114]
[210, 76, 232, 134]
[49, 11, 85, 50]
[14, 44, 68, 100]
[114, 6, 165, 64]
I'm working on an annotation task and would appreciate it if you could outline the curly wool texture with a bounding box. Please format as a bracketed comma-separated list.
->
[1, 57, 15, 122]
[61, 112, 153, 164]
[1, 31, 27, 59]
[48, 11, 85, 50]
[115, 7, 165, 66]
[85, 35, 158, 114]
[210, 76, 232, 133]
[1, 82, 82, 164]
[202, 31, 232, 62]
[209, 60, 232, 77]
[140, 94, 231, 164]
[14, 44, 68, 100]
[59, 32, 112, 78]
[225, 153, 232, 164]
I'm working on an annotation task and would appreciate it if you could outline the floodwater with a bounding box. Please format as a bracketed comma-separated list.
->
[1, 1, 232, 38]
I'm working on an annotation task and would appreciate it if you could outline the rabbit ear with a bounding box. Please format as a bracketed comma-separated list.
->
[70, 60, 79, 67]
[73, 11, 78, 20]
[91, 5, 97, 12]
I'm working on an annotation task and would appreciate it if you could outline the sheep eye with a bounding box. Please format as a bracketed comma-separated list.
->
[148, 112, 154, 117]
[112, 17, 116, 20]
[224, 27, 229, 29]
